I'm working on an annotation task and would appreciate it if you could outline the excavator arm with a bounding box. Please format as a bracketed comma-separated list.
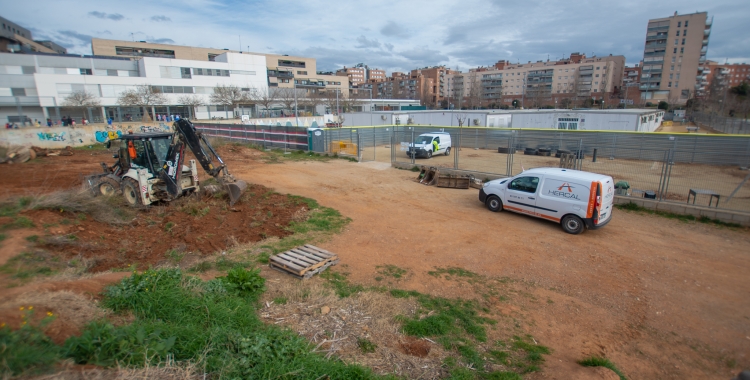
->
[159, 119, 247, 206]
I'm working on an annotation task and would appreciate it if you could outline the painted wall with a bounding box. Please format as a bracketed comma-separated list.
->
[0, 122, 171, 149]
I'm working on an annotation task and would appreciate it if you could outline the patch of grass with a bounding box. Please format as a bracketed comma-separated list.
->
[357, 337, 377, 353]
[578, 356, 627, 380]
[0, 233, 6, 242]
[290, 206, 351, 234]
[409, 166, 421, 172]
[25, 235, 39, 243]
[376, 265, 407, 279]
[188, 261, 213, 273]
[0, 312, 60, 376]
[0, 251, 58, 280]
[165, 249, 184, 264]
[428, 267, 480, 280]
[272, 296, 288, 305]
[164, 221, 175, 232]
[1, 216, 35, 230]
[58, 268, 381, 378]
[615, 202, 742, 228]
[510, 335, 550, 373]
[321, 271, 365, 298]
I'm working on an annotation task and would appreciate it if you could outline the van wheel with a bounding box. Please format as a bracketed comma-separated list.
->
[486, 195, 503, 212]
[427, 150, 432, 158]
[445, 147, 451, 156]
[561, 215, 585, 234]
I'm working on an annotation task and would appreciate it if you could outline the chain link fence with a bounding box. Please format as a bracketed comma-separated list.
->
[690, 112, 750, 134]
[194, 123, 308, 151]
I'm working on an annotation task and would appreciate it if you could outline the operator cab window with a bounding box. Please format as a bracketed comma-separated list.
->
[509, 177, 539, 193]
[130, 140, 148, 168]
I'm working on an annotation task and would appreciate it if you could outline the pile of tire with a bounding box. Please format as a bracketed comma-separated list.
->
[523, 148, 537, 155]
[536, 148, 552, 156]
[497, 147, 516, 154]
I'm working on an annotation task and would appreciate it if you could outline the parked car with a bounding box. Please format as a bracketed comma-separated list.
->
[478, 168, 614, 234]
[407, 132, 452, 158]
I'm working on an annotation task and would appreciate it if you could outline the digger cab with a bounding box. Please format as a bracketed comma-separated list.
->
[110, 133, 174, 176]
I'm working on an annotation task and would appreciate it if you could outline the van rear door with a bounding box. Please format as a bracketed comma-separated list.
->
[595, 179, 615, 225]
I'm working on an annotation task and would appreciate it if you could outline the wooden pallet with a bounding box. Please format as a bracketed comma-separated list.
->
[269, 245, 339, 279]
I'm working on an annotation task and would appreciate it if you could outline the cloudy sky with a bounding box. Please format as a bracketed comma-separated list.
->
[4, 0, 749, 74]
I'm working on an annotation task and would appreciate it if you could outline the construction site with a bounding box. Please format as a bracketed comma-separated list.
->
[0, 122, 749, 380]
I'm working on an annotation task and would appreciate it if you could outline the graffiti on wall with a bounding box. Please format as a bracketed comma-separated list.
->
[95, 130, 123, 143]
[37, 132, 67, 141]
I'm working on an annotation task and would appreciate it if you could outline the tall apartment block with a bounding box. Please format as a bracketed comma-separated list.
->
[336, 63, 385, 86]
[640, 12, 711, 103]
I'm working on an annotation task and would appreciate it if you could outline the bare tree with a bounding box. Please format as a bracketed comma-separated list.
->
[466, 72, 482, 109]
[62, 90, 100, 121]
[303, 90, 324, 116]
[248, 87, 280, 117]
[210, 84, 251, 117]
[117, 85, 166, 122]
[277, 88, 298, 116]
[177, 94, 205, 120]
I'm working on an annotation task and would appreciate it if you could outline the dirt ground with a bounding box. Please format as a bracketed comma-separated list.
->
[1, 145, 749, 379]
[366, 145, 750, 212]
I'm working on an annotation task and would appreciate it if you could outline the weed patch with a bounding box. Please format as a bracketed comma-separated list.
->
[321, 271, 365, 298]
[376, 264, 407, 280]
[0, 312, 60, 376]
[578, 356, 627, 380]
[357, 337, 378, 353]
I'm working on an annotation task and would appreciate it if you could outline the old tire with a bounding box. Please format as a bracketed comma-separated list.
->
[561, 215, 585, 234]
[524, 149, 537, 156]
[445, 147, 451, 156]
[122, 178, 143, 208]
[427, 150, 432, 158]
[486, 195, 503, 212]
[98, 177, 120, 197]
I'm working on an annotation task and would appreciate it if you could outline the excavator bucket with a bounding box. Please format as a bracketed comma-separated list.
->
[224, 179, 248, 207]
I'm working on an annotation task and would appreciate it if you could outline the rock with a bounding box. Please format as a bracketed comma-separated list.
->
[321, 306, 330, 315]
[78, 227, 85, 231]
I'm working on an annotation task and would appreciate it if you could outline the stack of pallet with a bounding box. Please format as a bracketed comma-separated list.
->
[269, 245, 339, 279]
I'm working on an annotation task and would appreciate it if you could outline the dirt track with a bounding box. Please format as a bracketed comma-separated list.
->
[232, 158, 750, 379]
[1, 148, 749, 378]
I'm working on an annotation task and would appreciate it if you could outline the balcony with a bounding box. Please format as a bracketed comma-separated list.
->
[704, 29, 710, 37]
[643, 51, 666, 58]
[579, 70, 593, 76]
[268, 70, 293, 78]
[647, 25, 670, 32]
[640, 84, 660, 90]
[644, 42, 666, 50]
[699, 57, 707, 63]
[642, 68, 662, 74]
[627, 72, 639, 77]
[646, 34, 668, 41]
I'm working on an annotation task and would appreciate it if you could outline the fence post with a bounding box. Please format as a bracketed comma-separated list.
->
[577, 139, 583, 170]
[411, 128, 415, 166]
[357, 132, 361, 162]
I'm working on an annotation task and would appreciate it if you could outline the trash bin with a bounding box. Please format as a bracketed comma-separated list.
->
[644, 190, 656, 199]
[614, 181, 630, 196]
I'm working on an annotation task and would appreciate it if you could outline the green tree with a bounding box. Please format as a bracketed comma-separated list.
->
[657, 100, 669, 110]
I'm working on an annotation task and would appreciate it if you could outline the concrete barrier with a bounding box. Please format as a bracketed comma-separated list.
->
[613, 196, 750, 226]
[0, 122, 172, 149]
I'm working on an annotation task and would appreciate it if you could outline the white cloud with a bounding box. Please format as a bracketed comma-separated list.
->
[1, 0, 747, 74]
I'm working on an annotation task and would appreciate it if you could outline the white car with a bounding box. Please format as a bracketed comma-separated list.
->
[479, 168, 614, 234]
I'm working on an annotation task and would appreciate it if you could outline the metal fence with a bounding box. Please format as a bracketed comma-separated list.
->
[194, 123, 308, 150]
[197, 122, 750, 213]
[690, 112, 750, 134]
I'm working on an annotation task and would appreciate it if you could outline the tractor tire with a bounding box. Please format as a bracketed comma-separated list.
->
[98, 177, 120, 197]
[122, 178, 143, 208]
[524, 148, 537, 155]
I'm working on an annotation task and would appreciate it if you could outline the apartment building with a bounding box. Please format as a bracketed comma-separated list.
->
[408, 66, 458, 107]
[1, 15, 67, 54]
[0, 51, 268, 122]
[700, 61, 750, 98]
[335, 63, 385, 86]
[91, 38, 348, 96]
[640, 11, 712, 103]
[447, 53, 625, 108]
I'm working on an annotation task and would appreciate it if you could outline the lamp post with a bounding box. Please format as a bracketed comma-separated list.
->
[293, 79, 299, 127]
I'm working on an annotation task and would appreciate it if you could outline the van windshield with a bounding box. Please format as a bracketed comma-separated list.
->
[415, 136, 433, 144]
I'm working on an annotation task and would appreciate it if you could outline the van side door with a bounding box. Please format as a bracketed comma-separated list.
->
[537, 177, 591, 222]
[433, 136, 441, 153]
[504, 175, 541, 217]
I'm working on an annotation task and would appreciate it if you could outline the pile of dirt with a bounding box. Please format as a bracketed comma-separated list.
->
[17, 184, 305, 272]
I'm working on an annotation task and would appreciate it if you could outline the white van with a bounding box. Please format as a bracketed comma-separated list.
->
[407, 132, 452, 158]
[478, 168, 614, 234]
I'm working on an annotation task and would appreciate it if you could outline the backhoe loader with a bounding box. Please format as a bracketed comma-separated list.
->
[84, 119, 247, 207]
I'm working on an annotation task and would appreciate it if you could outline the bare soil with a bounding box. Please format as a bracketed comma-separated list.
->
[1, 144, 749, 379]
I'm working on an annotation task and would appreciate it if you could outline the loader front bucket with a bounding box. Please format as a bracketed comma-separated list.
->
[224, 180, 248, 207]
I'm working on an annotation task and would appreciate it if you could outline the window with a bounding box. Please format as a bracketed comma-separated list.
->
[674, 39, 678, 46]
[11, 88, 26, 96]
[668, 82, 672, 87]
[21, 66, 35, 74]
[671, 65, 674, 71]
[680, 47, 684, 53]
[684, 21, 688, 27]
[676, 30, 680, 36]
[297, 70, 307, 75]
[677, 21, 681, 27]
[683, 29, 687, 36]
[509, 177, 539, 193]
[675, 81, 679, 87]
[674, 48, 677, 53]
[180, 67, 191, 79]
[681, 38, 685, 45]
[107, 69, 118, 76]
[595, 74, 599, 77]
[676, 74, 680, 80]
[671, 57, 676, 63]
[669, 74, 673, 79]
[80, 68, 92, 75]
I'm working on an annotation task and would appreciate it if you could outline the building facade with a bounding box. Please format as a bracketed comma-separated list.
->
[1, 15, 67, 55]
[640, 11, 712, 103]
[447, 53, 625, 109]
[335, 63, 385, 87]
[91, 38, 348, 96]
[0, 51, 269, 123]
